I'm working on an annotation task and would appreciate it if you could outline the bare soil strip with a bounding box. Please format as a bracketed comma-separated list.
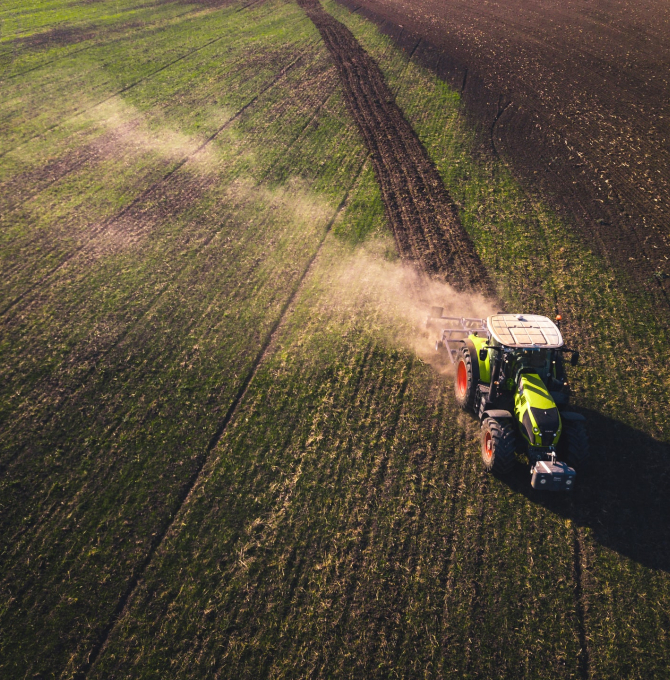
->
[334, 0, 670, 310]
[80, 157, 368, 679]
[296, 0, 493, 295]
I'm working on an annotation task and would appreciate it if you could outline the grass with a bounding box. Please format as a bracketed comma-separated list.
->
[92, 245, 583, 678]
[1, 0, 668, 677]
[321, 4, 670, 675]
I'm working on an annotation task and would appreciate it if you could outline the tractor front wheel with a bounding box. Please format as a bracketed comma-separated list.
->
[562, 419, 590, 467]
[454, 346, 477, 410]
[481, 417, 516, 475]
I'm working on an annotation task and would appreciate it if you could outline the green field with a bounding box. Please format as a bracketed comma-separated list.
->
[1, 0, 669, 677]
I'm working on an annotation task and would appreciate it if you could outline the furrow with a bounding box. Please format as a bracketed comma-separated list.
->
[296, 0, 494, 296]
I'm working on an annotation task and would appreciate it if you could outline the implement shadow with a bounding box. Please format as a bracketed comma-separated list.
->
[502, 408, 670, 572]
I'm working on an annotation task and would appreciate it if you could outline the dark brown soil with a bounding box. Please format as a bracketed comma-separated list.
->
[335, 0, 670, 307]
[297, 0, 494, 296]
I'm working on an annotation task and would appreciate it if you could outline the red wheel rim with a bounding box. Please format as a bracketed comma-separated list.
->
[457, 360, 467, 396]
[484, 431, 493, 459]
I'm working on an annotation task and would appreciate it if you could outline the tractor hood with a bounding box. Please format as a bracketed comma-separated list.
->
[515, 373, 562, 447]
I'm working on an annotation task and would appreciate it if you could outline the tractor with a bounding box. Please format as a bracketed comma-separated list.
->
[429, 311, 588, 490]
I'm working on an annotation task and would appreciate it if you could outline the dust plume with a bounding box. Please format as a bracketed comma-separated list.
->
[322, 242, 497, 373]
[80, 98, 233, 169]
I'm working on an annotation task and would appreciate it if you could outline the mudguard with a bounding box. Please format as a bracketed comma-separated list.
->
[461, 337, 480, 385]
[559, 411, 586, 421]
[550, 391, 569, 406]
[468, 335, 491, 383]
[482, 409, 514, 420]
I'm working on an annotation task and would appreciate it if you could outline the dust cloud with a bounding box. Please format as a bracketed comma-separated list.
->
[81, 98, 233, 169]
[226, 177, 332, 227]
[322, 243, 497, 373]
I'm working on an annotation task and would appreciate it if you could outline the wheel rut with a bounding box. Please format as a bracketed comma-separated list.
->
[297, 0, 493, 296]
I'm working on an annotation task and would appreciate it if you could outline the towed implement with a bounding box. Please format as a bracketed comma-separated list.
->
[429, 311, 588, 490]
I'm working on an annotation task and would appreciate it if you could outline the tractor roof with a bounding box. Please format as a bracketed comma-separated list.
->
[487, 314, 564, 349]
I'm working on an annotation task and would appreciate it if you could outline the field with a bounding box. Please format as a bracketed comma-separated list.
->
[336, 0, 670, 303]
[1, 0, 669, 678]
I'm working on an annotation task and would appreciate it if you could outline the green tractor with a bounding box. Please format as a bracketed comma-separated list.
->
[429, 312, 588, 490]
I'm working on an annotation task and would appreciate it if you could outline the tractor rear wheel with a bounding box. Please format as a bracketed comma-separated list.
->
[481, 417, 516, 475]
[562, 419, 590, 467]
[454, 345, 477, 410]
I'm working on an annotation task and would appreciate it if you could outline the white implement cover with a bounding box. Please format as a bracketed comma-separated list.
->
[488, 314, 563, 349]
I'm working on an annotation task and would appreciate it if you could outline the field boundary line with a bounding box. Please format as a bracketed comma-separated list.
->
[77, 153, 369, 679]
[0, 52, 311, 319]
[0, 0, 273, 160]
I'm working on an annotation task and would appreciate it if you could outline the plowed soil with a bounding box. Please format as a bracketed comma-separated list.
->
[336, 0, 670, 307]
[297, 0, 493, 295]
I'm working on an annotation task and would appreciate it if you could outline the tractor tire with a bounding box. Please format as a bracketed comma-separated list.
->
[562, 419, 590, 467]
[454, 345, 477, 411]
[480, 417, 516, 475]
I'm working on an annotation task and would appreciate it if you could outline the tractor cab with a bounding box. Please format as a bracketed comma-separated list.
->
[487, 314, 567, 394]
[428, 310, 588, 490]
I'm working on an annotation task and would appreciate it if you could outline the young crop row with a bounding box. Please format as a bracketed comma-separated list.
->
[1, 0, 668, 677]
[0, 1, 369, 675]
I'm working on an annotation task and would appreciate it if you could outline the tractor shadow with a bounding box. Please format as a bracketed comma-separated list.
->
[502, 408, 670, 572]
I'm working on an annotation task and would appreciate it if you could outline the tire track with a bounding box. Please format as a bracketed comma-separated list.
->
[77, 153, 369, 679]
[0, 53, 309, 319]
[296, 0, 493, 295]
[0, 5, 267, 162]
[570, 500, 591, 680]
